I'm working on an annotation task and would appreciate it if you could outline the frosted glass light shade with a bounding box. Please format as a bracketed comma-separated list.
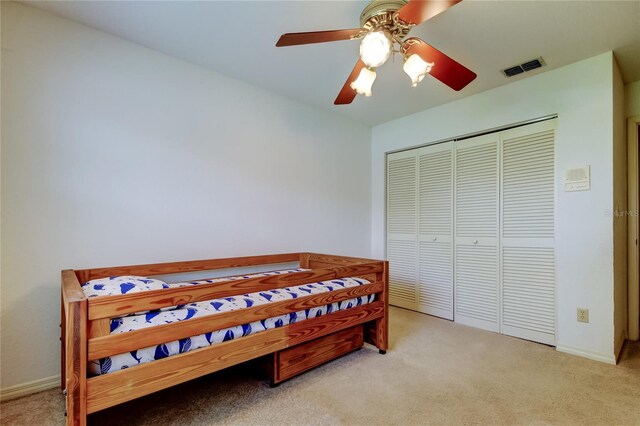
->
[403, 54, 434, 87]
[350, 67, 376, 97]
[360, 31, 392, 68]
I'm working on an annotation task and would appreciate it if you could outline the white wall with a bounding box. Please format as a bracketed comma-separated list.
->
[372, 52, 618, 363]
[612, 58, 627, 356]
[625, 80, 640, 118]
[0, 2, 371, 390]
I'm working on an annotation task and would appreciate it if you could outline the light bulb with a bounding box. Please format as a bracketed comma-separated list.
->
[350, 67, 376, 97]
[359, 31, 392, 68]
[403, 54, 434, 87]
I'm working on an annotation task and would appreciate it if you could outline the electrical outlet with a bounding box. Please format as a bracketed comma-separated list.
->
[577, 308, 589, 323]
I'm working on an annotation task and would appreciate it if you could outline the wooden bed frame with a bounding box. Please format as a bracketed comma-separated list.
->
[61, 252, 388, 425]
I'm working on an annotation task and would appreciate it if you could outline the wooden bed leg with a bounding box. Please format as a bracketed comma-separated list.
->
[375, 261, 389, 353]
[65, 299, 87, 426]
[363, 261, 389, 353]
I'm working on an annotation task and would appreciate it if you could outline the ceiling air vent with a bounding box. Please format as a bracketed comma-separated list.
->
[521, 58, 545, 71]
[503, 65, 524, 77]
[503, 57, 546, 77]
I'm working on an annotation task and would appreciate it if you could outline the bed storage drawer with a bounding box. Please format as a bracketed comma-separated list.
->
[269, 325, 364, 384]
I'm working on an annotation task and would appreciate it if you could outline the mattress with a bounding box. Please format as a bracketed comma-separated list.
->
[82, 269, 374, 375]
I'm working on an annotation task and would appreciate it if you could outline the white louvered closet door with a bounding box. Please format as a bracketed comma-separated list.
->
[387, 150, 418, 309]
[500, 120, 556, 345]
[455, 134, 500, 332]
[417, 142, 454, 319]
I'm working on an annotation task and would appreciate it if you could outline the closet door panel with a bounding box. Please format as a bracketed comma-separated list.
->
[455, 245, 498, 328]
[454, 134, 499, 331]
[388, 238, 418, 307]
[502, 127, 555, 239]
[419, 240, 453, 319]
[502, 246, 555, 343]
[388, 153, 418, 235]
[387, 150, 418, 309]
[500, 120, 556, 345]
[418, 142, 453, 319]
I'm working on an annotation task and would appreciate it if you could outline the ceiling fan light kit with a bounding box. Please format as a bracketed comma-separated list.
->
[276, 0, 476, 105]
[359, 31, 393, 68]
[403, 53, 434, 87]
[351, 67, 377, 96]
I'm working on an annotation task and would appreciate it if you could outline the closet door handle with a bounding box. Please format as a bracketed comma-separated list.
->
[432, 237, 437, 241]
[473, 240, 478, 245]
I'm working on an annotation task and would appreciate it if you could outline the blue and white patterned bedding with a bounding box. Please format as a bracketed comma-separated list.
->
[82, 269, 373, 375]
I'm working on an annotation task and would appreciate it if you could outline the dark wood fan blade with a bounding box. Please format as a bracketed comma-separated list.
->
[403, 38, 476, 91]
[276, 29, 362, 47]
[396, 0, 462, 26]
[334, 59, 366, 105]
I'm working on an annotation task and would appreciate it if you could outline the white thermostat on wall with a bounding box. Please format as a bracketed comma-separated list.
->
[565, 165, 590, 192]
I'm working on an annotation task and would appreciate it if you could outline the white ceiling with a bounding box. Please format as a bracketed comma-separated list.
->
[25, 0, 640, 126]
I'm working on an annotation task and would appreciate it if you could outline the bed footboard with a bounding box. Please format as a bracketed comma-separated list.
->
[306, 253, 389, 353]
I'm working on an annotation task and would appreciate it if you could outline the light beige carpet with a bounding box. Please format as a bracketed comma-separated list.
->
[2, 307, 639, 425]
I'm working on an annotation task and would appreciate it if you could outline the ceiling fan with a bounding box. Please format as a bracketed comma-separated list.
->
[276, 0, 476, 105]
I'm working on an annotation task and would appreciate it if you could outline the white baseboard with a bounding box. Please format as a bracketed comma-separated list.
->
[556, 344, 617, 365]
[1, 375, 60, 402]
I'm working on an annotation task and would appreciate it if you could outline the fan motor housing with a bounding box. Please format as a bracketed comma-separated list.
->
[360, 0, 410, 38]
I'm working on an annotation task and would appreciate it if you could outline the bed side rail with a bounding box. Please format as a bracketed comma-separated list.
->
[75, 253, 301, 282]
[306, 252, 380, 268]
